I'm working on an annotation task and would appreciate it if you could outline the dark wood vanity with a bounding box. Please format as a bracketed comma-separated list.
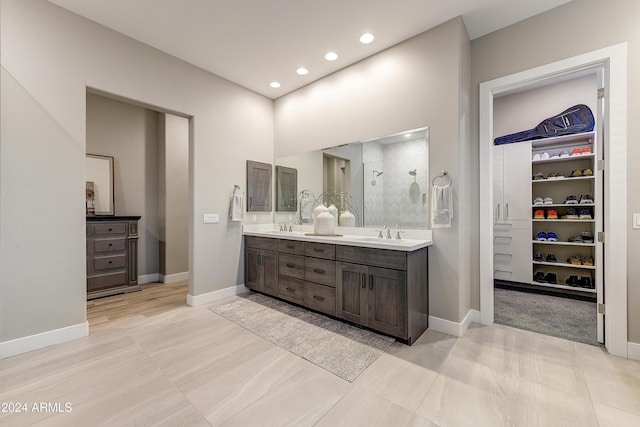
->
[86, 216, 141, 300]
[245, 234, 429, 344]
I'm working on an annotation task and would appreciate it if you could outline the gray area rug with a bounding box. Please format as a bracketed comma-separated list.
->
[210, 293, 394, 382]
[494, 288, 597, 345]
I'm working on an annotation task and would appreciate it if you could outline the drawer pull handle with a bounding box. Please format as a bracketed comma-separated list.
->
[108, 243, 113, 247]
[286, 263, 296, 268]
[313, 268, 325, 274]
[361, 273, 366, 288]
[286, 244, 295, 249]
[312, 295, 325, 301]
[312, 248, 324, 252]
[369, 275, 374, 290]
[108, 261, 113, 264]
[286, 287, 295, 292]
[108, 228, 112, 231]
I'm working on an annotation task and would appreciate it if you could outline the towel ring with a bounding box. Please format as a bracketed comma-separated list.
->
[432, 170, 451, 186]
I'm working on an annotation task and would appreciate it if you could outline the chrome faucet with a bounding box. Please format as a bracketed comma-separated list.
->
[395, 224, 402, 240]
[384, 224, 392, 239]
[278, 221, 287, 231]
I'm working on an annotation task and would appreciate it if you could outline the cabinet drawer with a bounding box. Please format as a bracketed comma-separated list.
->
[336, 246, 406, 271]
[87, 272, 127, 292]
[304, 282, 336, 316]
[304, 242, 335, 260]
[245, 236, 278, 251]
[494, 228, 532, 242]
[278, 239, 304, 255]
[279, 254, 304, 279]
[94, 238, 126, 253]
[93, 223, 127, 236]
[304, 257, 336, 287]
[94, 254, 126, 271]
[278, 276, 305, 305]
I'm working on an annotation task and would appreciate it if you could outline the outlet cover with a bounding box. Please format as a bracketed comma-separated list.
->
[203, 213, 220, 224]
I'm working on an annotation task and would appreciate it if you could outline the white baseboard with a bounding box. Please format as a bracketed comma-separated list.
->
[628, 341, 640, 361]
[187, 284, 249, 306]
[138, 273, 160, 284]
[429, 309, 480, 338]
[160, 271, 188, 284]
[0, 322, 89, 359]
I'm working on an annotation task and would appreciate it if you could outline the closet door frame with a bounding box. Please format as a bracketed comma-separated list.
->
[479, 44, 628, 358]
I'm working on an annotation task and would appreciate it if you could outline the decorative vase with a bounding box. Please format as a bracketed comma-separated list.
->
[327, 204, 338, 226]
[314, 211, 335, 235]
[339, 210, 356, 227]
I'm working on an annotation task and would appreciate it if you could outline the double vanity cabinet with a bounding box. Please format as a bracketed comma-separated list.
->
[244, 232, 430, 344]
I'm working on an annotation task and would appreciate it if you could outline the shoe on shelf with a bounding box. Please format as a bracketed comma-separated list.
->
[570, 148, 582, 156]
[534, 209, 546, 219]
[546, 253, 557, 262]
[546, 173, 558, 180]
[555, 172, 565, 179]
[578, 276, 593, 289]
[540, 152, 550, 160]
[580, 232, 594, 243]
[568, 235, 584, 243]
[559, 150, 570, 158]
[533, 196, 544, 205]
[550, 152, 560, 159]
[578, 209, 593, 220]
[534, 252, 544, 262]
[564, 195, 578, 204]
[532, 153, 542, 161]
[565, 275, 579, 287]
[581, 255, 594, 266]
[536, 231, 547, 241]
[579, 194, 594, 204]
[568, 255, 582, 265]
[547, 231, 558, 241]
[569, 169, 583, 177]
[534, 271, 546, 283]
[547, 209, 558, 219]
[544, 272, 558, 284]
[581, 147, 592, 155]
[582, 168, 594, 176]
[533, 172, 545, 180]
[543, 197, 554, 205]
[562, 208, 579, 219]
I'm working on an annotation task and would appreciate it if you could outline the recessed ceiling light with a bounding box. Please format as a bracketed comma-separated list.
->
[360, 33, 375, 44]
[296, 67, 309, 76]
[269, 81, 281, 88]
[404, 133, 412, 137]
[324, 51, 338, 61]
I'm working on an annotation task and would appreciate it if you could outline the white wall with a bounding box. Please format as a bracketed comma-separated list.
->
[471, 0, 640, 343]
[0, 0, 273, 346]
[275, 17, 472, 324]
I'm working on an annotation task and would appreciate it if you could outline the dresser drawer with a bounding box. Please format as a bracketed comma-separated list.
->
[279, 254, 304, 279]
[245, 236, 278, 251]
[278, 239, 304, 255]
[304, 282, 335, 316]
[304, 257, 336, 287]
[94, 254, 126, 271]
[94, 238, 126, 253]
[93, 223, 127, 236]
[336, 245, 406, 271]
[304, 242, 335, 260]
[278, 276, 305, 305]
[87, 272, 127, 292]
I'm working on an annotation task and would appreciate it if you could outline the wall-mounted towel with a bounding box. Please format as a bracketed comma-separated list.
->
[230, 192, 244, 221]
[431, 183, 453, 228]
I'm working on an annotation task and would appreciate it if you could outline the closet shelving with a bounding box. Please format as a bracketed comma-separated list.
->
[529, 131, 598, 294]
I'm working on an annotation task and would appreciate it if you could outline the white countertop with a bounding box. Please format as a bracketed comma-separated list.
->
[243, 224, 432, 252]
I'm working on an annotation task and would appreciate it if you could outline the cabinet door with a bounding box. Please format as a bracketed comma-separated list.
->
[501, 142, 531, 222]
[261, 250, 278, 297]
[245, 247, 262, 291]
[336, 262, 368, 325]
[367, 266, 407, 338]
[247, 160, 272, 212]
[493, 145, 505, 224]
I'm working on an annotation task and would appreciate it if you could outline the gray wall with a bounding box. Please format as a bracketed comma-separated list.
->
[86, 93, 160, 277]
[0, 0, 273, 343]
[470, 0, 640, 343]
[275, 17, 473, 324]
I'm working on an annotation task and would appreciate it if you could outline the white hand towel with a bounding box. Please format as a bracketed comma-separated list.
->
[431, 184, 453, 228]
[230, 193, 244, 221]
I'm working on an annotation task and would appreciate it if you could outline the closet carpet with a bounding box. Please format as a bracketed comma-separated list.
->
[494, 287, 598, 346]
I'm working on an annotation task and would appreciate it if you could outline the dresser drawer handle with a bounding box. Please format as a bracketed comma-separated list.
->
[312, 295, 325, 301]
[286, 287, 296, 292]
[108, 261, 113, 264]
[108, 228, 112, 232]
[312, 248, 324, 252]
[312, 268, 325, 274]
[286, 244, 295, 249]
[286, 263, 297, 268]
[108, 243, 113, 247]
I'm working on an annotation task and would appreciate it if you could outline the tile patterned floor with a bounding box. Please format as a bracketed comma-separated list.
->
[1, 282, 639, 426]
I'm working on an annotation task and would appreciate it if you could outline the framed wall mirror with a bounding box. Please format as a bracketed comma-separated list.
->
[276, 166, 297, 212]
[246, 160, 272, 212]
[85, 154, 115, 215]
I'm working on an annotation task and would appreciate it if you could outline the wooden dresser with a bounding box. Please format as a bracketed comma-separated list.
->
[86, 216, 141, 300]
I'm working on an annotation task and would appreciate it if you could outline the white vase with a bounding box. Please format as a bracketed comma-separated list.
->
[327, 204, 338, 226]
[339, 210, 356, 227]
[314, 211, 335, 235]
[312, 204, 328, 222]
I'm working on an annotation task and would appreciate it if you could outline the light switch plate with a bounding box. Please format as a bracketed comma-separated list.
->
[203, 213, 220, 224]
[633, 213, 640, 229]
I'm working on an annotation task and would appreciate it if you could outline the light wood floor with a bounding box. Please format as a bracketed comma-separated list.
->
[2, 283, 640, 426]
